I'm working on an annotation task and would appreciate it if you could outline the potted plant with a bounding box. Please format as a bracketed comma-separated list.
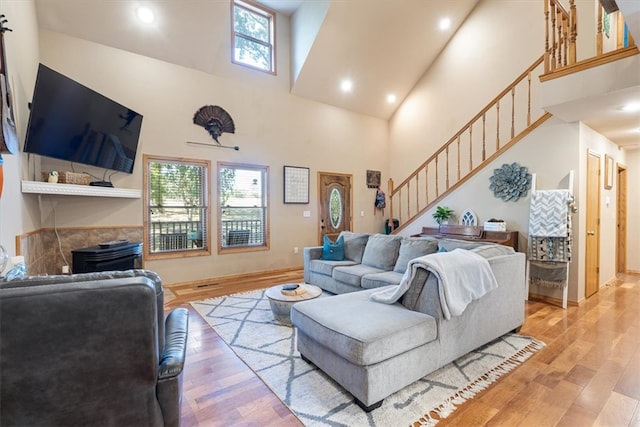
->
[433, 206, 454, 225]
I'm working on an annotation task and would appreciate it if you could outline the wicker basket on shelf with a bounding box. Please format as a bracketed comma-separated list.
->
[41, 171, 92, 185]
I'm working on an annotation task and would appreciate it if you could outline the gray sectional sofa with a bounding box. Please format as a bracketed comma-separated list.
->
[303, 231, 501, 294]
[293, 231, 526, 411]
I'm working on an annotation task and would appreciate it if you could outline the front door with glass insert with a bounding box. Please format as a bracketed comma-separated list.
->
[318, 172, 352, 244]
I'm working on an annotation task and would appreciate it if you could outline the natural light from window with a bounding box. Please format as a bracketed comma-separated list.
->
[144, 155, 211, 260]
[232, 0, 275, 74]
[218, 162, 269, 252]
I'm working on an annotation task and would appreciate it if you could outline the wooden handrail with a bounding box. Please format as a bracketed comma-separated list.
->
[387, 56, 547, 233]
[540, 45, 639, 82]
[386, 0, 636, 233]
[390, 55, 544, 196]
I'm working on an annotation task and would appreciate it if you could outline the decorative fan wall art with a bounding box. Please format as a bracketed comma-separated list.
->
[189, 105, 239, 150]
[193, 105, 235, 142]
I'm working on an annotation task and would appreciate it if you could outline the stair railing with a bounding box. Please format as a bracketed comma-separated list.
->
[387, 55, 550, 232]
[544, 0, 577, 73]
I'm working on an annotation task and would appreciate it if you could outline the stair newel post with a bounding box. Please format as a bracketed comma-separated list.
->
[408, 180, 411, 224]
[446, 145, 450, 190]
[596, 3, 603, 56]
[456, 136, 461, 181]
[527, 72, 532, 127]
[434, 155, 439, 198]
[481, 113, 486, 162]
[569, 0, 577, 64]
[387, 178, 394, 232]
[415, 172, 419, 215]
[496, 101, 501, 150]
[544, 0, 550, 72]
[562, 15, 569, 66]
[425, 164, 429, 206]
[550, 1, 557, 69]
[556, 8, 563, 66]
[511, 87, 516, 139]
[468, 127, 473, 171]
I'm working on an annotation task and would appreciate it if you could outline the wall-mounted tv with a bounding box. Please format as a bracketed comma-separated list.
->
[24, 64, 143, 174]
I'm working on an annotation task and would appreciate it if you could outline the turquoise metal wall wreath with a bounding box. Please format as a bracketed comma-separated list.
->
[489, 162, 531, 202]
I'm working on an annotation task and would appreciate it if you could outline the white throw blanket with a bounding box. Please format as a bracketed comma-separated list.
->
[369, 249, 499, 320]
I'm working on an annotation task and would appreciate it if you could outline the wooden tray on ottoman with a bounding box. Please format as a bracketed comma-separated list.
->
[265, 284, 322, 321]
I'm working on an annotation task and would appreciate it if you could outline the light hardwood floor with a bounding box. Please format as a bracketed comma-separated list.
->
[166, 272, 640, 427]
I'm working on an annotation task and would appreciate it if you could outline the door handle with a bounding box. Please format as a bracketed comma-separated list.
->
[587, 231, 595, 236]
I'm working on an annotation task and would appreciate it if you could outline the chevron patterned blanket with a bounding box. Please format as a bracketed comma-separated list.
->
[528, 189, 572, 237]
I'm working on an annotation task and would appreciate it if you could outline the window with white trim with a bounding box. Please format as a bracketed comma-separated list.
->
[218, 162, 269, 252]
[232, 0, 275, 74]
[144, 155, 211, 259]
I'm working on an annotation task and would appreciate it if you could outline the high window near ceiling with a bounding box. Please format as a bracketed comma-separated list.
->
[232, 0, 276, 74]
[218, 162, 269, 253]
[144, 155, 211, 260]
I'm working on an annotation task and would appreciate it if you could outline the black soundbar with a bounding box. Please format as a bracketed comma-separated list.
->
[89, 181, 114, 187]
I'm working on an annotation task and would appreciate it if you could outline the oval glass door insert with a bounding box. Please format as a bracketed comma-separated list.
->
[329, 188, 343, 229]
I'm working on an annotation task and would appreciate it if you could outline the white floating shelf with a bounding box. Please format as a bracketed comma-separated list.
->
[21, 180, 141, 199]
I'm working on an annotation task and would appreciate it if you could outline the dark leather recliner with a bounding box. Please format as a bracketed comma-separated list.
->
[0, 269, 188, 427]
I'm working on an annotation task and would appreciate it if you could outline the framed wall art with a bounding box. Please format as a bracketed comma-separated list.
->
[283, 166, 309, 204]
[366, 170, 381, 188]
[604, 154, 614, 189]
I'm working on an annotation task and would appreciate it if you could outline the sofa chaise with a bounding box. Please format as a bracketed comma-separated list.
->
[293, 232, 525, 411]
[0, 269, 188, 427]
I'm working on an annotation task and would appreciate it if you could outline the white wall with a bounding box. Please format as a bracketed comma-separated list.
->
[578, 123, 627, 286]
[388, 0, 639, 304]
[25, 30, 389, 284]
[0, 0, 40, 268]
[399, 117, 586, 302]
[291, 0, 330, 83]
[389, 0, 544, 179]
[625, 149, 640, 272]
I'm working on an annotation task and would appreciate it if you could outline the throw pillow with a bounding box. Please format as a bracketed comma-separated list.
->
[361, 233, 402, 270]
[339, 231, 370, 263]
[393, 237, 439, 273]
[321, 235, 345, 261]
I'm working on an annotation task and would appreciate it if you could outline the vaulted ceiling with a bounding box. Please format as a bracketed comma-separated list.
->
[33, 0, 640, 149]
[34, 0, 479, 121]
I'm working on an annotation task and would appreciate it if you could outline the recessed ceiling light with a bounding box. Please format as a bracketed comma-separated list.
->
[137, 6, 155, 24]
[439, 17, 451, 31]
[620, 102, 640, 112]
[340, 79, 353, 93]
[386, 94, 397, 103]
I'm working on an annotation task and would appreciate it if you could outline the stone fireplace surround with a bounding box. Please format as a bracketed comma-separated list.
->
[17, 226, 143, 276]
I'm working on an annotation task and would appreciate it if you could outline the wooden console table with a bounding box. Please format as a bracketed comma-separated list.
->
[413, 225, 519, 251]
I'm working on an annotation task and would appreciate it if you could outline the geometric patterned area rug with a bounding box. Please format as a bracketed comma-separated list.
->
[191, 290, 545, 426]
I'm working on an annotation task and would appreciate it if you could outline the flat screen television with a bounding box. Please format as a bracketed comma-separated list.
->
[23, 64, 143, 174]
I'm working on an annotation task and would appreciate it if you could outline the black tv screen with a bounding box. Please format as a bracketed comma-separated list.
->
[24, 64, 143, 174]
